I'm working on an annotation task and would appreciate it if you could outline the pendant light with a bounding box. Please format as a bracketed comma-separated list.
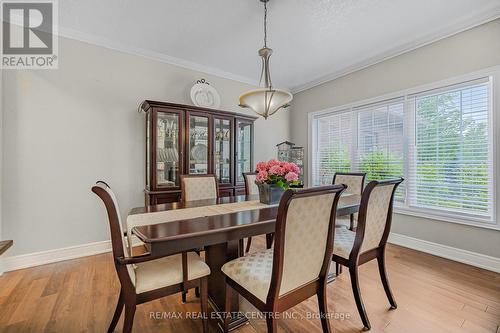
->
[239, 0, 292, 119]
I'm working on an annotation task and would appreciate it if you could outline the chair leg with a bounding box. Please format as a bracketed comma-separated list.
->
[377, 253, 397, 309]
[181, 290, 187, 303]
[317, 283, 332, 333]
[266, 233, 274, 249]
[195, 287, 200, 298]
[107, 288, 124, 333]
[266, 315, 278, 333]
[245, 237, 252, 253]
[335, 262, 343, 276]
[200, 277, 209, 333]
[122, 302, 136, 333]
[349, 265, 371, 330]
[223, 284, 232, 333]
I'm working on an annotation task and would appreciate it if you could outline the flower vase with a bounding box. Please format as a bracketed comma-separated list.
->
[256, 183, 285, 205]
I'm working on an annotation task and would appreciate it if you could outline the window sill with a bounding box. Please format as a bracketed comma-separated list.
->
[393, 207, 500, 231]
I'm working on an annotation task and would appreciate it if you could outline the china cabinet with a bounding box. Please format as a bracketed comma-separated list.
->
[140, 100, 256, 204]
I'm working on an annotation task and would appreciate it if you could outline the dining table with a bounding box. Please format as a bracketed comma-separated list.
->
[129, 193, 360, 331]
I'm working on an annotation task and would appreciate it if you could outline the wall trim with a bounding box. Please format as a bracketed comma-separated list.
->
[0, 236, 143, 273]
[7, 6, 499, 93]
[1, 233, 499, 274]
[388, 233, 500, 273]
[292, 10, 500, 93]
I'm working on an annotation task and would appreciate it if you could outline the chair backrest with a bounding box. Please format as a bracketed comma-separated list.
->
[243, 172, 259, 195]
[352, 178, 404, 258]
[91, 181, 136, 287]
[267, 185, 345, 301]
[332, 172, 366, 195]
[180, 174, 218, 202]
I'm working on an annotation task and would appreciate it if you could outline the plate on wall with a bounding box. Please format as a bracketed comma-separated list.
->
[191, 143, 208, 163]
[190, 79, 221, 109]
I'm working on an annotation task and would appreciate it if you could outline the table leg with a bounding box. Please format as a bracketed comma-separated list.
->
[205, 241, 248, 331]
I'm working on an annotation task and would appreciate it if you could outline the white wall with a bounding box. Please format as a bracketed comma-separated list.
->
[1, 37, 289, 256]
[290, 19, 500, 257]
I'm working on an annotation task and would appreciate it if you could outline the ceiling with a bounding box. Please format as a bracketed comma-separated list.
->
[58, 0, 500, 92]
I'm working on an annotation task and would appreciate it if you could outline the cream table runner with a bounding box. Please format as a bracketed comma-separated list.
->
[126, 200, 278, 252]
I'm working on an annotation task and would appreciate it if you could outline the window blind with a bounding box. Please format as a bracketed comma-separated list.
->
[313, 111, 353, 186]
[310, 75, 494, 224]
[408, 79, 492, 219]
[355, 98, 405, 201]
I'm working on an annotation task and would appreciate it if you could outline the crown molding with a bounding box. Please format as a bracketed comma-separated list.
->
[54, 26, 260, 87]
[291, 9, 500, 94]
[8, 5, 499, 95]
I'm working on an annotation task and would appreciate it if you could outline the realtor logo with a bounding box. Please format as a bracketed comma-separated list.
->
[1, 0, 58, 69]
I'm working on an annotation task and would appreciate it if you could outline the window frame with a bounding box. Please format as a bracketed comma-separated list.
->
[307, 66, 500, 230]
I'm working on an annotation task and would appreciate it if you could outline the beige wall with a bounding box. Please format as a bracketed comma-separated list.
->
[290, 19, 500, 257]
[2, 36, 289, 256]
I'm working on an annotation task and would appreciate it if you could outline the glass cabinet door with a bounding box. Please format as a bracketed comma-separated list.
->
[236, 119, 253, 184]
[156, 111, 181, 188]
[188, 114, 210, 174]
[214, 118, 232, 185]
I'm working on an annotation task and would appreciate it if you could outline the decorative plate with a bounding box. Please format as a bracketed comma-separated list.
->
[191, 143, 208, 163]
[190, 79, 221, 109]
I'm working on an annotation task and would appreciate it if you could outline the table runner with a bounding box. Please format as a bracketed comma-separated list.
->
[126, 200, 278, 251]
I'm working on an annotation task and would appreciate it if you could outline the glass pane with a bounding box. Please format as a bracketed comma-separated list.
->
[236, 121, 252, 182]
[189, 115, 209, 174]
[214, 118, 231, 184]
[156, 112, 180, 187]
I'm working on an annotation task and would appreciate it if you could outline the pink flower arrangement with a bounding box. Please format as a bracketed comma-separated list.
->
[255, 159, 301, 189]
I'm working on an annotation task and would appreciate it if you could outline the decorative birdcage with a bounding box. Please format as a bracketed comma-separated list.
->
[276, 141, 304, 185]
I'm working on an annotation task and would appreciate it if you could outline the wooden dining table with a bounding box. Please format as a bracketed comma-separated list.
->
[130, 193, 360, 331]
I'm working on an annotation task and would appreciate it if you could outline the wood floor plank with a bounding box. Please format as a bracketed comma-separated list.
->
[0, 237, 499, 332]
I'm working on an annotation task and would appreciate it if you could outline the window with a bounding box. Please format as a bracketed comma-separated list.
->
[356, 99, 405, 201]
[312, 111, 353, 185]
[408, 79, 492, 219]
[310, 75, 495, 225]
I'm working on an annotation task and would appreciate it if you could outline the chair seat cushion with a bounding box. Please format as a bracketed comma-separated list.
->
[333, 227, 356, 259]
[134, 252, 210, 294]
[221, 249, 274, 302]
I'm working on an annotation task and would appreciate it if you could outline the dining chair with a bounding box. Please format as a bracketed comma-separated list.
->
[332, 178, 403, 330]
[332, 172, 366, 230]
[180, 174, 219, 301]
[181, 174, 219, 202]
[242, 172, 259, 253]
[221, 184, 346, 333]
[92, 181, 210, 333]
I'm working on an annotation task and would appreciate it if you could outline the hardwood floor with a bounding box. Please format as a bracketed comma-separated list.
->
[0, 236, 499, 332]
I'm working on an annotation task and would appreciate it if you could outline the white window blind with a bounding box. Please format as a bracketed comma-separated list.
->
[310, 75, 494, 224]
[408, 79, 492, 219]
[313, 111, 353, 186]
[355, 99, 405, 201]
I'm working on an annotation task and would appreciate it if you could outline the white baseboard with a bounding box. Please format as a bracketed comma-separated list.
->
[1, 236, 144, 273]
[388, 232, 500, 273]
[2, 234, 499, 274]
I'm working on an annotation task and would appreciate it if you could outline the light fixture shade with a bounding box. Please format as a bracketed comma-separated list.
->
[239, 88, 293, 119]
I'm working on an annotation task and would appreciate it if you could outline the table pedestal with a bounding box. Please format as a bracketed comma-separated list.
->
[205, 240, 248, 331]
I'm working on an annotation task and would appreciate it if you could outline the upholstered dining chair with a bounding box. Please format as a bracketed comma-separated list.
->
[332, 172, 366, 230]
[242, 172, 259, 253]
[332, 178, 403, 330]
[222, 185, 346, 333]
[181, 174, 219, 202]
[92, 181, 210, 333]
